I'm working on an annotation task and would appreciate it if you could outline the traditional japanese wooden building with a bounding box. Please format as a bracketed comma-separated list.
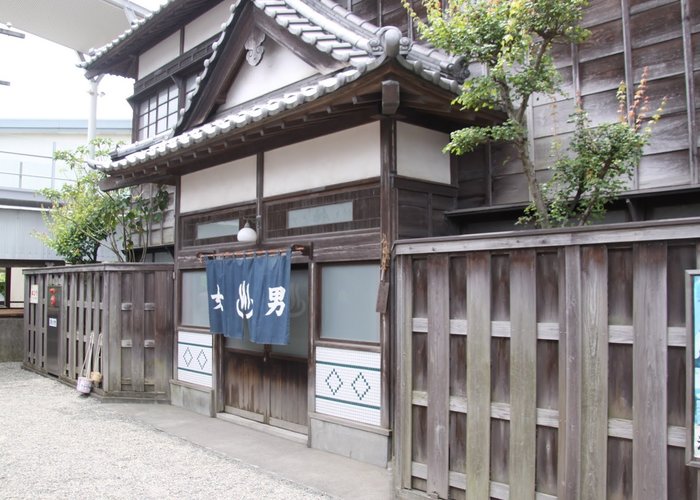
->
[82, 0, 492, 467]
[79, 0, 700, 497]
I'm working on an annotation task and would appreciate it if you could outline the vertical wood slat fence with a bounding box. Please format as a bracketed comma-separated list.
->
[394, 218, 700, 500]
[23, 264, 174, 401]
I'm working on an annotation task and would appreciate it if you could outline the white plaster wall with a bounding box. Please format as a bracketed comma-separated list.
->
[396, 122, 451, 185]
[222, 41, 318, 110]
[138, 32, 181, 79]
[264, 123, 380, 197]
[184, 1, 233, 52]
[180, 156, 257, 213]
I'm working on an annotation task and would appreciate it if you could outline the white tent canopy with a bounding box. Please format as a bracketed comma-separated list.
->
[0, 0, 150, 55]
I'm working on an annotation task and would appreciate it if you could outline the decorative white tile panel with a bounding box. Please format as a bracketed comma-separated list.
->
[315, 347, 381, 426]
[177, 330, 213, 388]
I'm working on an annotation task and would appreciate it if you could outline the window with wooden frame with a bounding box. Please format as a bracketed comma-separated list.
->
[136, 83, 180, 141]
[264, 185, 380, 239]
[180, 205, 257, 248]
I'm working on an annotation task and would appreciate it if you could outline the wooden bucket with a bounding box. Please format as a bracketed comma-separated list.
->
[76, 376, 92, 394]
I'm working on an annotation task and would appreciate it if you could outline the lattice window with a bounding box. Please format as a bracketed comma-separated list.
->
[137, 83, 179, 140]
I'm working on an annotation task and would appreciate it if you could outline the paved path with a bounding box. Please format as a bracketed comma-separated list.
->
[0, 363, 392, 499]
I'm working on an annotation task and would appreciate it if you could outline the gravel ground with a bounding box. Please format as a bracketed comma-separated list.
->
[0, 362, 330, 500]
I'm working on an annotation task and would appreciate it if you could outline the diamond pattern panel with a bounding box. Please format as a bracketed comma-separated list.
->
[315, 347, 381, 426]
[177, 330, 213, 388]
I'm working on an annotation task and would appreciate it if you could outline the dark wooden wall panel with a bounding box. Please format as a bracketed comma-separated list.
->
[609, 344, 634, 420]
[536, 426, 558, 496]
[396, 180, 457, 239]
[607, 437, 633, 500]
[491, 337, 510, 405]
[491, 419, 510, 485]
[583, 0, 622, 26]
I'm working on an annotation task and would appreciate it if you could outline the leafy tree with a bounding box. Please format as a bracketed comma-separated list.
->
[36, 138, 169, 263]
[406, 0, 589, 227]
[520, 74, 665, 226]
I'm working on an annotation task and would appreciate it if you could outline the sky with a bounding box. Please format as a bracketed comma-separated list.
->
[0, 0, 168, 121]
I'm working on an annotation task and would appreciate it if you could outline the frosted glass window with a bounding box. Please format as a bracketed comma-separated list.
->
[288, 201, 353, 229]
[321, 263, 379, 342]
[196, 219, 239, 239]
[181, 270, 209, 328]
[272, 268, 309, 357]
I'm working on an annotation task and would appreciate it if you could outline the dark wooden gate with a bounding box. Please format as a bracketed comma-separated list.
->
[24, 264, 174, 400]
[394, 219, 700, 500]
[224, 347, 308, 433]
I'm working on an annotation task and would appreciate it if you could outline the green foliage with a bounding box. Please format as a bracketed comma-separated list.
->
[36, 138, 169, 264]
[520, 74, 665, 227]
[406, 0, 589, 227]
[409, 0, 588, 140]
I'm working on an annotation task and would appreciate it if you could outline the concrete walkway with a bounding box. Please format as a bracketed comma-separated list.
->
[108, 401, 393, 499]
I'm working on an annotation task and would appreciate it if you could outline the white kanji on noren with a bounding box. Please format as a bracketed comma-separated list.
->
[265, 286, 286, 317]
[236, 281, 254, 319]
[210, 284, 224, 311]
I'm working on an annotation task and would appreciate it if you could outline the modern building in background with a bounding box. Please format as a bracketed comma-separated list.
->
[0, 118, 130, 308]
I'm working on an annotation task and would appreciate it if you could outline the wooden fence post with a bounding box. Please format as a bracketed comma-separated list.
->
[426, 254, 450, 498]
[466, 252, 492, 499]
[633, 242, 668, 500]
[580, 245, 609, 499]
[559, 246, 582, 499]
[131, 271, 146, 392]
[395, 254, 414, 492]
[509, 249, 537, 500]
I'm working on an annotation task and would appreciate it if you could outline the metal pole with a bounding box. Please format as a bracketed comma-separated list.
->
[87, 75, 104, 158]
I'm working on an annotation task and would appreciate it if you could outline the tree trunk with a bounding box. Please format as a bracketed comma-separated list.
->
[517, 138, 550, 228]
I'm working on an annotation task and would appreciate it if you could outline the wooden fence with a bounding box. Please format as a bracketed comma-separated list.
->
[393, 218, 700, 500]
[24, 264, 174, 400]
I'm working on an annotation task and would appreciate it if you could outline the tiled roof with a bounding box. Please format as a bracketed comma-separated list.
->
[89, 0, 473, 174]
